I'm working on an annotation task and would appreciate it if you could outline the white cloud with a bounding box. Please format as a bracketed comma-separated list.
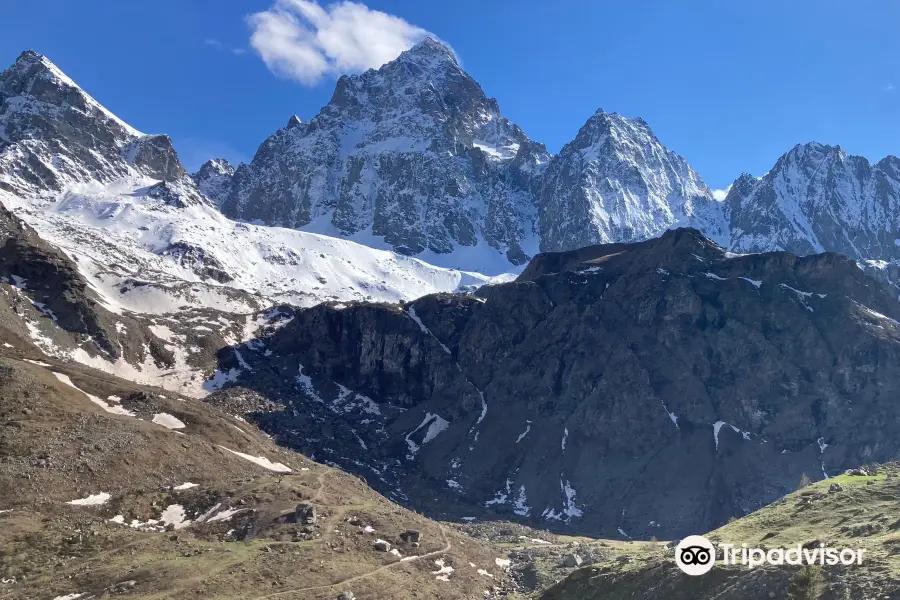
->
[711, 185, 731, 201]
[246, 0, 433, 85]
[205, 38, 247, 56]
[882, 83, 895, 92]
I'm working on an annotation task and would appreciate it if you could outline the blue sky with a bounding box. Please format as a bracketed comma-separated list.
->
[1, 0, 897, 190]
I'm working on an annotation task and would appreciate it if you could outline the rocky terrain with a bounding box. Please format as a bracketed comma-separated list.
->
[221, 38, 550, 268]
[537, 109, 727, 251]
[0, 50, 182, 197]
[211, 38, 900, 273]
[0, 344, 522, 600]
[727, 143, 900, 261]
[3, 39, 900, 599]
[0, 49, 511, 395]
[209, 227, 900, 541]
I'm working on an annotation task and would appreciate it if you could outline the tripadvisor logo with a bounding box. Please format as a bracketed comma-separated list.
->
[675, 535, 866, 575]
[675, 535, 716, 575]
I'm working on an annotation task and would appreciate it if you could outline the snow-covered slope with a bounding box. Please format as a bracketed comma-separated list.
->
[0, 49, 514, 395]
[538, 110, 728, 252]
[221, 38, 550, 267]
[1, 178, 506, 313]
[726, 143, 900, 261]
[0, 49, 508, 313]
[3, 45, 900, 324]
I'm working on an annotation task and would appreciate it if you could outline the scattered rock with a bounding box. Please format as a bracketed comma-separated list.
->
[373, 539, 391, 552]
[828, 483, 844, 493]
[562, 554, 583, 568]
[840, 522, 883, 537]
[337, 592, 355, 600]
[295, 503, 316, 525]
[846, 468, 869, 476]
[106, 580, 137, 594]
[400, 529, 421, 543]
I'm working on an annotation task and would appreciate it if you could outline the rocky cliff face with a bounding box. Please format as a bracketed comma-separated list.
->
[538, 110, 728, 252]
[213, 40, 900, 268]
[192, 158, 234, 207]
[727, 143, 900, 259]
[217, 40, 736, 267]
[8, 46, 899, 275]
[3, 43, 900, 557]
[223, 38, 549, 265]
[0, 50, 186, 196]
[210, 228, 900, 538]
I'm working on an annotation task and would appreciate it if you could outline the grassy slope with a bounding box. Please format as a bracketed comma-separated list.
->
[540, 470, 900, 599]
[0, 352, 511, 600]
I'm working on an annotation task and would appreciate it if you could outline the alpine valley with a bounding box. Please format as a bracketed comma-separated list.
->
[3, 39, 900, 599]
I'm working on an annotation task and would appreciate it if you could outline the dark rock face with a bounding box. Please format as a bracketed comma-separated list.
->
[0, 200, 168, 363]
[158, 241, 232, 283]
[145, 180, 208, 209]
[0, 200, 116, 354]
[214, 229, 900, 539]
[124, 134, 186, 182]
[192, 158, 234, 207]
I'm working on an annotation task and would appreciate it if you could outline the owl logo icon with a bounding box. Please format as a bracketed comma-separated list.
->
[675, 535, 716, 575]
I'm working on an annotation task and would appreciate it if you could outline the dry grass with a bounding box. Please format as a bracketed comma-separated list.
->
[0, 355, 510, 600]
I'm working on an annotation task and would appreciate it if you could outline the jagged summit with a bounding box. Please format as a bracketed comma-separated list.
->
[3, 49, 143, 138]
[538, 107, 726, 252]
[12, 49, 80, 88]
[5, 47, 900, 269]
[222, 38, 549, 267]
[0, 50, 189, 194]
[192, 157, 235, 206]
[565, 110, 666, 157]
[394, 36, 460, 67]
[727, 141, 900, 259]
[775, 141, 848, 169]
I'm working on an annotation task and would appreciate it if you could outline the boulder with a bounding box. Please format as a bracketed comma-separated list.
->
[562, 554, 583, 568]
[295, 503, 317, 525]
[399, 529, 421, 543]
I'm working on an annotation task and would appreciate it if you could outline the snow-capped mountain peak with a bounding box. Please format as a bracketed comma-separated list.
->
[0, 49, 517, 392]
[728, 141, 900, 260]
[222, 38, 550, 268]
[4, 50, 143, 139]
[0, 50, 188, 195]
[193, 158, 234, 207]
[538, 108, 727, 252]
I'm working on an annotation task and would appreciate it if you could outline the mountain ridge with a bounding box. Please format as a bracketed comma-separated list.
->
[209, 38, 900, 268]
[2, 44, 900, 598]
[5, 45, 900, 273]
